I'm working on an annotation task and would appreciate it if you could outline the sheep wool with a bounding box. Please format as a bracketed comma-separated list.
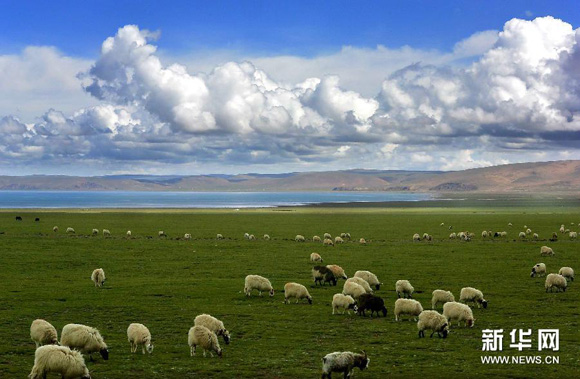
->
[417, 310, 449, 338]
[359, 238, 367, 244]
[334, 236, 344, 244]
[545, 273, 567, 292]
[91, 229, 99, 235]
[126, 230, 132, 237]
[321, 351, 369, 379]
[413, 233, 421, 242]
[30, 319, 58, 348]
[327, 264, 348, 279]
[323, 233, 332, 240]
[443, 302, 475, 327]
[53, 226, 59, 232]
[283, 282, 313, 304]
[91, 268, 106, 288]
[295, 234, 305, 242]
[28, 345, 90, 379]
[60, 323, 108, 361]
[396, 280, 414, 298]
[103, 229, 111, 237]
[66, 227, 75, 234]
[342, 281, 366, 299]
[449, 232, 456, 239]
[530, 263, 546, 278]
[431, 290, 455, 309]
[394, 299, 423, 321]
[263, 234, 270, 240]
[558, 267, 574, 282]
[354, 270, 381, 290]
[312, 235, 322, 242]
[188, 325, 222, 358]
[323, 238, 334, 246]
[459, 287, 488, 309]
[216, 233, 224, 240]
[310, 252, 323, 263]
[244, 275, 274, 297]
[331, 294, 357, 315]
[194, 314, 231, 345]
[127, 323, 154, 354]
[519, 232, 526, 239]
[540, 246, 555, 256]
[345, 277, 373, 294]
[184, 233, 192, 240]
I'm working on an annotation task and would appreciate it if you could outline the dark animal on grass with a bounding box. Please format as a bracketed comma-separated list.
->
[356, 293, 387, 317]
[16, 216, 22, 221]
[312, 266, 337, 286]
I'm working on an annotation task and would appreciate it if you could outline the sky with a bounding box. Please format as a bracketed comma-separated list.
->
[1, 1, 580, 175]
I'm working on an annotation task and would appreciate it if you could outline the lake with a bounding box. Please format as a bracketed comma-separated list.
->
[0, 191, 432, 208]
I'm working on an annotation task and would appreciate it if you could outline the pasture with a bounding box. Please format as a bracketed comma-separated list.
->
[0, 206, 579, 378]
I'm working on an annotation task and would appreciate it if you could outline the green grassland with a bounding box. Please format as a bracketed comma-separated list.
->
[0, 206, 579, 378]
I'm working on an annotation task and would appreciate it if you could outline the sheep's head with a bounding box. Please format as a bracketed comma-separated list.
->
[269, 289, 275, 297]
[354, 350, 370, 370]
[146, 343, 154, 354]
[222, 330, 231, 345]
[467, 319, 475, 328]
[375, 283, 381, 291]
[307, 296, 313, 305]
[100, 348, 109, 360]
[530, 268, 537, 277]
[440, 323, 449, 338]
[481, 300, 488, 309]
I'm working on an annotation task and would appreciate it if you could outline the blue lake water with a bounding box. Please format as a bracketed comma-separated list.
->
[0, 191, 432, 208]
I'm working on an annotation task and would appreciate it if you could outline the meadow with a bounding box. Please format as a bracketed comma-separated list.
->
[0, 205, 579, 378]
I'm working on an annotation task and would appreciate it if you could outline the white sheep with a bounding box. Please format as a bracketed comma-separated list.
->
[526, 228, 532, 235]
[295, 234, 305, 242]
[284, 282, 312, 304]
[216, 233, 224, 240]
[413, 233, 421, 242]
[331, 294, 357, 315]
[310, 252, 323, 263]
[248, 234, 256, 240]
[184, 233, 192, 240]
[91, 228, 99, 235]
[28, 345, 90, 379]
[481, 231, 488, 238]
[558, 267, 574, 282]
[508, 222, 513, 227]
[103, 229, 111, 237]
[323, 233, 332, 240]
[53, 226, 59, 232]
[559, 225, 565, 233]
[394, 298, 423, 321]
[244, 275, 274, 297]
[194, 314, 231, 345]
[66, 227, 75, 234]
[359, 238, 367, 244]
[334, 236, 344, 244]
[500, 231, 507, 237]
[533, 233, 539, 240]
[431, 289, 455, 309]
[342, 281, 366, 299]
[321, 351, 369, 379]
[327, 264, 348, 279]
[126, 230, 132, 237]
[158, 230, 167, 237]
[313, 235, 321, 242]
[396, 280, 414, 298]
[127, 323, 154, 354]
[354, 270, 381, 290]
[540, 246, 555, 256]
[459, 287, 488, 308]
[91, 268, 106, 288]
[530, 263, 546, 277]
[60, 324, 108, 361]
[449, 232, 456, 239]
[263, 234, 270, 240]
[569, 231, 577, 240]
[519, 231, 526, 239]
[345, 277, 373, 293]
[443, 301, 475, 327]
[243, 232, 250, 239]
[188, 325, 222, 358]
[30, 319, 58, 348]
[417, 310, 449, 338]
[323, 238, 334, 246]
[545, 273, 567, 292]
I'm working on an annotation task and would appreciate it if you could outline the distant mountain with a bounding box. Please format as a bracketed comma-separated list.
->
[1, 160, 579, 193]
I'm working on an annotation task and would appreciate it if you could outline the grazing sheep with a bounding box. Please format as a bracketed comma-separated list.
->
[60, 324, 108, 361]
[194, 314, 231, 345]
[443, 302, 475, 327]
[295, 234, 305, 242]
[530, 263, 546, 277]
[216, 233, 224, 240]
[508, 222, 513, 227]
[126, 230, 132, 237]
[345, 277, 373, 293]
[158, 231, 167, 237]
[354, 270, 382, 290]
[342, 281, 366, 299]
[127, 323, 154, 354]
[413, 233, 421, 242]
[431, 290, 455, 309]
[244, 275, 274, 297]
[533, 233, 539, 240]
[565, 228, 570, 234]
[422, 233, 429, 240]
[459, 287, 488, 309]
[545, 273, 567, 292]
[440, 222, 445, 226]
[540, 246, 555, 256]
[312, 266, 338, 286]
[359, 238, 367, 244]
[321, 351, 369, 379]
[263, 234, 270, 240]
[500, 231, 507, 237]
[16, 216, 22, 221]
[457, 231, 465, 239]
[53, 226, 59, 232]
[519, 231, 526, 239]
[340, 232, 351, 240]
[334, 236, 344, 244]
[91, 229, 99, 235]
[324, 233, 332, 240]
[424, 234, 433, 241]
[66, 227, 75, 234]
[558, 267, 574, 281]
[249, 234, 256, 240]
[188, 325, 222, 358]
[28, 345, 91, 379]
[184, 233, 192, 240]
[395, 280, 414, 298]
[323, 238, 334, 246]
[356, 293, 387, 317]
[569, 231, 577, 240]
[526, 228, 532, 235]
[481, 231, 488, 238]
[327, 264, 348, 280]
[449, 232, 456, 239]
[550, 232, 559, 241]
[30, 319, 58, 348]
[90, 268, 105, 288]
[394, 299, 423, 321]
[310, 253, 323, 263]
[103, 229, 111, 237]
[284, 282, 312, 304]
[313, 235, 322, 242]
[559, 225, 565, 233]
[244, 233, 250, 240]
[331, 294, 357, 315]
[417, 310, 449, 338]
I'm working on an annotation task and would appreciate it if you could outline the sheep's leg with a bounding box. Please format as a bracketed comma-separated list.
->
[203, 350, 207, 357]
[191, 345, 196, 356]
[35, 342, 40, 349]
[418, 330, 424, 338]
[259, 291, 263, 297]
[142, 345, 146, 354]
[430, 330, 435, 338]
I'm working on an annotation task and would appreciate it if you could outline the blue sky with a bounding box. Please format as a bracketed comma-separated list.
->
[1, 1, 580, 175]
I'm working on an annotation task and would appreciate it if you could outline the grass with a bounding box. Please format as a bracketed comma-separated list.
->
[0, 206, 579, 378]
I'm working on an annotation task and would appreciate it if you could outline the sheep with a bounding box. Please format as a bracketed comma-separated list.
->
[345, 277, 373, 293]
[424, 234, 433, 241]
[394, 299, 423, 321]
[91, 229, 99, 235]
[558, 267, 574, 281]
[334, 236, 344, 244]
[457, 231, 465, 239]
[395, 280, 414, 298]
[324, 233, 332, 240]
[550, 232, 558, 241]
[342, 281, 366, 299]
[16, 216, 22, 221]
[559, 225, 565, 233]
[526, 228, 532, 235]
[244, 275, 274, 297]
[356, 293, 387, 317]
[90, 268, 105, 288]
[313, 235, 322, 242]
[284, 282, 312, 304]
[126, 230, 132, 237]
[188, 325, 222, 358]
[440, 222, 445, 226]
[422, 233, 429, 240]
[28, 345, 91, 379]
[184, 233, 192, 240]
[459, 287, 488, 309]
[500, 231, 507, 237]
[417, 310, 449, 338]
[127, 323, 154, 354]
[321, 351, 369, 379]
[323, 238, 334, 246]
[413, 233, 421, 242]
[103, 229, 111, 237]
[354, 270, 381, 290]
[216, 233, 224, 240]
[443, 302, 475, 327]
[30, 319, 58, 348]
[519, 231, 526, 239]
[310, 253, 323, 263]
[327, 264, 348, 280]
[540, 246, 555, 256]
[158, 231, 167, 237]
[295, 234, 305, 242]
[53, 226, 59, 232]
[530, 263, 546, 277]
[545, 273, 567, 292]
[66, 227, 75, 234]
[569, 231, 577, 240]
[194, 314, 231, 345]
[312, 266, 338, 286]
[533, 233, 539, 240]
[249, 234, 256, 240]
[60, 324, 108, 361]
[331, 294, 357, 315]
[340, 232, 351, 240]
[263, 234, 270, 240]
[449, 232, 456, 239]
[244, 232, 250, 240]
[481, 231, 488, 238]
[565, 228, 570, 234]
[359, 238, 367, 244]
[508, 222, 513, 227]
[431, 289, 455, 309]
